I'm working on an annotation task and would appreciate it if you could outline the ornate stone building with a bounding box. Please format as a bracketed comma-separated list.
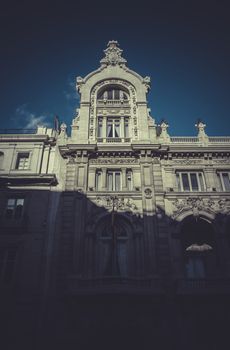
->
[1, 41, 230, 350]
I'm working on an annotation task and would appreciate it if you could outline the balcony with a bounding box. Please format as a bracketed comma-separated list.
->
[97, 100, 130, 107]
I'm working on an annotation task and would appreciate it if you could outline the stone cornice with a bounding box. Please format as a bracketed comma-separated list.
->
[0, 174, 58, 186]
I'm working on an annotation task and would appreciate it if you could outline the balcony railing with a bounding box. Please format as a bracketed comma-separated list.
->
[97, 137, 131, 143]
[170, 136, 230, 144]
[97, 100, 130, 107]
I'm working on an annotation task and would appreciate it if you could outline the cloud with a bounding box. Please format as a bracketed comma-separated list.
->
[15, 104, 52, 129]
[63, 76, 80, 108]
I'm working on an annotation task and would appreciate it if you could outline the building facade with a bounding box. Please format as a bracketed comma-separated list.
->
[1, 41, 230, 349]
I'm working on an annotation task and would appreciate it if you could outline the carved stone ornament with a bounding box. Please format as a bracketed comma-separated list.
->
[94, 196, 138, 212]
[144, 188, 152, 199]
[100, 41, 127, 67]
[173, 159, 203, 165]
[90, 158, 139, 165]
[172, 197, 230, 219]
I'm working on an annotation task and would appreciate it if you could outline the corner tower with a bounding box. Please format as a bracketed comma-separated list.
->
[71, 40, 156, 144]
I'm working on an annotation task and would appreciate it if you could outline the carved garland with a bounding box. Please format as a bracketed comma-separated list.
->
[93, 196, 138, 212]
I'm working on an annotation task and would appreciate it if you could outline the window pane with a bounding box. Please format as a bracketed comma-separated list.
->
[107, 123, 113, 137]
[16, 153, 29, 170]
[176, 174, 181, 191]
[182, 173, 190, 191]
[97, 118, 103, 137]
[190, 173, 199, 191]
[223, 173, 230, 191]
[107, 90, 113, 99]
[115, 172, 121, 191]
[124, 118, 129, 138]
[114, 89, 120, 99]
[199, 173, 205, 191]
[127, 171, 132, 190]
[95, 172, 102, 190]
[115, 123, 120, 137]
[108, 173, 113, 191]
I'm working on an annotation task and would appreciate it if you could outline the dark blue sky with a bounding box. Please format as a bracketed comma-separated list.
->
[1, 0, 230, 136]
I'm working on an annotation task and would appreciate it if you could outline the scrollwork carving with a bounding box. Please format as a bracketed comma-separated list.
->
[171, 196, 230, 219]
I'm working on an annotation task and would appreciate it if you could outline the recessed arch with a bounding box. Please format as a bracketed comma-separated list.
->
[179, 215, 218, 279]
[95, 213, 132, 277]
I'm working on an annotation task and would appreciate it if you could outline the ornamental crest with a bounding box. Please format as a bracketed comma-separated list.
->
[95, 196, 138, 212]
[100, 41, 127, 67]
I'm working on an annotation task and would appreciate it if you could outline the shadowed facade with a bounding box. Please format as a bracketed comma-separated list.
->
[0, 41, 230, 350]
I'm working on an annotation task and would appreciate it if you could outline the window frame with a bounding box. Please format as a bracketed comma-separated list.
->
[5, 197, 25, 220]
[106, 118, 121, 138]
[176, 171, 206, 192]
[15, 152, 30, 170]
[218, 171, 230, 192]
[107, 170, 122, 191]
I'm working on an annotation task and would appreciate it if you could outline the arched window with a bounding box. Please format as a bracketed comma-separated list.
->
[0, 152, 4, 169]
[97, 86, 129, 101]
[97, 214, 129, 277]
[181, 216, 217, 279]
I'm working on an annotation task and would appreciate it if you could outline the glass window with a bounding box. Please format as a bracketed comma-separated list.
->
[16, 153, 30, 170]
[97, 117, 103, 138]
[5, 198, 24, 219]
[126, 170, 133, 191]
[106, 118, 120, 138]
[177, 172, 205, 192]
[95, 170, 102, 191]
[107, 171, 121, 191]
[124, 118, 129, 138]
[97, 87, 129, 101]
[220, 172, 230, 191]
[181, 173, 190, 191]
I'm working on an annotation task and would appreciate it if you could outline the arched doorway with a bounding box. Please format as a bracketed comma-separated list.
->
[180, 216, 217, 279]
[96, 214, 130, 277]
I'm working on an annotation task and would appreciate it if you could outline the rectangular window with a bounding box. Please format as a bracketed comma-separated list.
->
[218, 172, 230, 191]
[0, 247, 18, 284]
[126, 170, 133, 191]
[95, 170, 102, 191]
[106, 118, 120, 138]
[97, 117, 103, 138]
[107, 171, 121, 191]
[5, 198, 24, 219]
[16, 152, 30, 170]
[177, 172, 205, 192]
[124, 118, 129, 138]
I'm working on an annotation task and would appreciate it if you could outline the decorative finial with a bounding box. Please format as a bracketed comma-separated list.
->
[159, 120, 170, 142]
[195, 119, 208, 141]
[100, 40, 127, 67]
